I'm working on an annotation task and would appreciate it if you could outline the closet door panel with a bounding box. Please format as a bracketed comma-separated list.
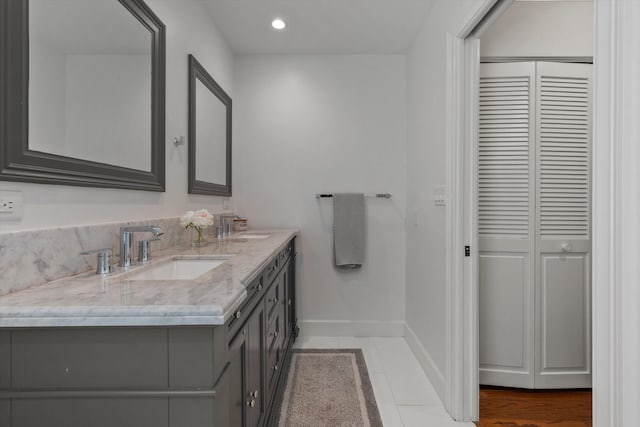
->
[539, 254, 590, 369]
[535, 62, 592, 389]
[478, 62, 536, 388]
[479, 253, 533, 388]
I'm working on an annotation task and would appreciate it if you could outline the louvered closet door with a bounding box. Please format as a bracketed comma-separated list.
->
[478, 62, 536, 388]
[534, 62, 591, 388]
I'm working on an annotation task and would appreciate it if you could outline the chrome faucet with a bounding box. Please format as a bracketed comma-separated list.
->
[219, 214, 238, 238]
[119, 225, 164, 267]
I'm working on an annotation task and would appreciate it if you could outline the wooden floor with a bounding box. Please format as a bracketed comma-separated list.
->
[475, 386, 592, 427]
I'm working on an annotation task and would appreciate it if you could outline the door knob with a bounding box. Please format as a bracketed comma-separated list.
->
[561, 243, 573, 252]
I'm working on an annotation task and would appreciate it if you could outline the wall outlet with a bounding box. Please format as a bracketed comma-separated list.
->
[433, 186, 446, 206]
[0, 190, 24, 220]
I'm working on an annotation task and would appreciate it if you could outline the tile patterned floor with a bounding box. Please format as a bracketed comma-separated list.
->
[294, 336, 475, 427]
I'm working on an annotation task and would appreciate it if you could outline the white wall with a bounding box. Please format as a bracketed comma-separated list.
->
[0, 0, 234, 232]
[234, 55, 407, 335]
[405, 0, 486, 397]
[481, 1, 593, 58]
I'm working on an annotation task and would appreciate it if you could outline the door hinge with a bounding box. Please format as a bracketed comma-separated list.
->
[464, 246, 470, 257]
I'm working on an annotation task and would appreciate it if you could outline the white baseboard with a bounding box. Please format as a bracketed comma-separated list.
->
[299, 320, 405, 337]
[404, 323, 446, 402]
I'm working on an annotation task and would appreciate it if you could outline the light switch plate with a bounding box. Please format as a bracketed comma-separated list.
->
[0, 190, 23, 220]
[433, 186, 446, 206]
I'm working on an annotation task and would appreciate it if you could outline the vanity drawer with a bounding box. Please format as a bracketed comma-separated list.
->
[12, 398, 169, 427]
[266, 313, 281, 360]
[0, 331, 9, 390]
[265, 273, 283, 324]
[226, 274, 264, 338]
[279, 241, 293, 265]
[244, 273, 265, 305]
[264, 256, 280, 284]
[12, 328, 168, 389]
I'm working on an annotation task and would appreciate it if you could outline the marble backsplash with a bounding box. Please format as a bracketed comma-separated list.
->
[0, 215, 227, 296]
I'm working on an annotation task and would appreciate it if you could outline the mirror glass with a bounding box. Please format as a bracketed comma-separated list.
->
[0, 0, 165, 191]
[188, 54, 232, 196]
[195, 78, 227, 184]
[29, 0, 151, 171]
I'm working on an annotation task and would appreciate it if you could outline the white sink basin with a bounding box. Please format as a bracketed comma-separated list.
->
[125, 257, 231, 281]
[236, 234, 270, 239]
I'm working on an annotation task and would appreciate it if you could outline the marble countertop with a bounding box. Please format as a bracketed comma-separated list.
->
[0, 230, 298, 328]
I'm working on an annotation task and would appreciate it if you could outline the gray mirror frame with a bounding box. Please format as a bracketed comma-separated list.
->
[188, 54, 232, 196]
[0, 0, 166, 191]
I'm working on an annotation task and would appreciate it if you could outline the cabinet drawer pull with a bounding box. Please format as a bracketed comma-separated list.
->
[258, 284, 263, 291]
[247, 399, 256, 408]
[271, 331, 278, 338]
[251, 389, 259, 398]
[273, 364, 278, 372]
[235, 310, 242, 319]
[288, 299, 292, 306]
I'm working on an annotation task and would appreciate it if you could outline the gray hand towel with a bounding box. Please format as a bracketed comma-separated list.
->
[333, 193, 365, 269]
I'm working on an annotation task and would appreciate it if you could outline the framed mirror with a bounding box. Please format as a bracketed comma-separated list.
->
[0, 0, 165, 191]
[188, 54, 232, 196]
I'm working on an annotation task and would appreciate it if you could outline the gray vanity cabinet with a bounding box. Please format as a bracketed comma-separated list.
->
[0, 327, 227, 427]
[0, 237, 297, 427]
[226, 238, 297, 427]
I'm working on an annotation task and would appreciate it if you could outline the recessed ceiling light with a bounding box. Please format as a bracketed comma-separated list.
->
[271, 18, 286, 30]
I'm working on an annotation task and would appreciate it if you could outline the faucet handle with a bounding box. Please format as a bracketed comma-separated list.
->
[80, 248, 113, 275]
[137, 239, 159, 263]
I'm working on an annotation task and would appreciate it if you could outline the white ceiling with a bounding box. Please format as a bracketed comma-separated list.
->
[203, 0, 436, 55]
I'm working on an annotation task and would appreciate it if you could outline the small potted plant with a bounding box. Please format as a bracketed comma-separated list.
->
[180, 209, 214, 247]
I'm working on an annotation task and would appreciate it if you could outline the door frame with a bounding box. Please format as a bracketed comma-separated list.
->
[446, 0, 619, 424]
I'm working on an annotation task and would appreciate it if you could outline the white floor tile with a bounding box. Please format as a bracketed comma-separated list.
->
[397, 405, 474, 427]
[369, 373, 397, 406]
[294, 335, 339, 349]
[370, 337, 442, 406]
[372, 337, 424, 373]
[338, 337, 386, 374]
[386, 366, 442, 406]
[336, 336, 363, 348]
[377, 403, 406, 427]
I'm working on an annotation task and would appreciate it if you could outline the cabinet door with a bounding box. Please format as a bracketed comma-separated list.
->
[246, 302, 265, 427]
[228, 303, 265, 427]
[282, 259, 290, 345]
[285, 251, 297, 340]
[228, 327, 247, 427]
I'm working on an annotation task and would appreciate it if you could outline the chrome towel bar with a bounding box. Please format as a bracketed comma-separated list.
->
[315, 193, 391, 199]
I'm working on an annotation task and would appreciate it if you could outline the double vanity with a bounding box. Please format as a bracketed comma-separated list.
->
[0, 230, 298, 427]
[0, 0, 293, 423]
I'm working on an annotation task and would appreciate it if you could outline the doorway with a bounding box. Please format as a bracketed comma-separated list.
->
[450, 0, 594, 421]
